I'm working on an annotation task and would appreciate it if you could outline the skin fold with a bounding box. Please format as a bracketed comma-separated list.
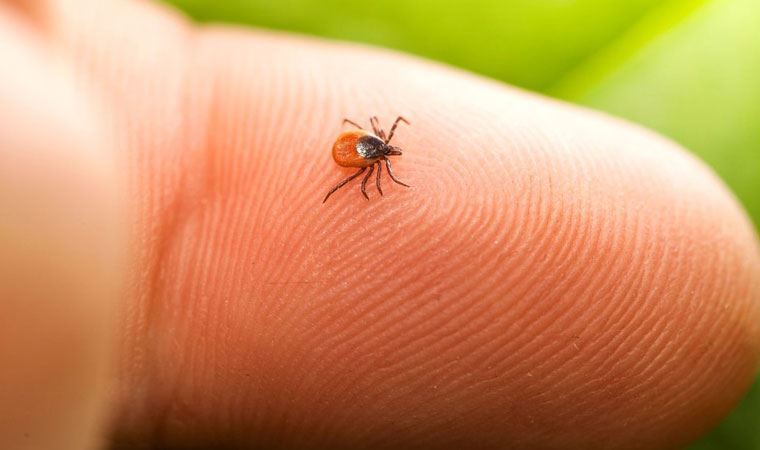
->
[0, 0, 758, 449]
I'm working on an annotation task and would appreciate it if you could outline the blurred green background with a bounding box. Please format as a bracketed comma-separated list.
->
[163, 0, 759, 448]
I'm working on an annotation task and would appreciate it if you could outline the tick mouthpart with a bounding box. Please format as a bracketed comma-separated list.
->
[386, 147, 403, 156]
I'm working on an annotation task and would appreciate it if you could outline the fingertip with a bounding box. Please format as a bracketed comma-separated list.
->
[202, 33, 759, 449]
[45, 2, 759, 446]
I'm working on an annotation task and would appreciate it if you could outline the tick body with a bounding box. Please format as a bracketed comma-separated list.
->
[323, 116, 410, 203]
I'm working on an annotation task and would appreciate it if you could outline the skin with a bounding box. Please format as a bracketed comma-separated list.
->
[0, 0, 758, 449]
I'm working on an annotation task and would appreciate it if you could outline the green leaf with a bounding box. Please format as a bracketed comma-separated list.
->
[163, 0, 667, 90]
[553, 0, 760, 231]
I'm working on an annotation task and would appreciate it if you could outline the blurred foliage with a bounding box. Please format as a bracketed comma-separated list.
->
[553, 0, 760, 233]
[163, 0, 668, 90]
[163, 0, 760, 448]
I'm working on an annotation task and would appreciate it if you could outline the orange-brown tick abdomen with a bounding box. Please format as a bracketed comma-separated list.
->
[332, 130, 372, 167]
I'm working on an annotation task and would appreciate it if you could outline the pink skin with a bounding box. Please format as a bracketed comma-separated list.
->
[1, 1, 758, 449]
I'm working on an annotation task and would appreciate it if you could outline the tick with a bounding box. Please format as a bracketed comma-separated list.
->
[323, 115, 411, 203]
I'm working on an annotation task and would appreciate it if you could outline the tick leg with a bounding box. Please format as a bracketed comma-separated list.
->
[360, 164, 375, 200]
[323, 167, 366, 203]
[375, 161, 383, 196]
[342, 118, 364, 130]
[385, 158, 410, 187]
[385, 116, 410, 144]
[370, 116, 386, 140]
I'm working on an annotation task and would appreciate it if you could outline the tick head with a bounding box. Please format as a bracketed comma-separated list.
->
[385, 146, 403, 156]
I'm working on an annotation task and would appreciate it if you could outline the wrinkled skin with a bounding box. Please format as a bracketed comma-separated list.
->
[0, 1, 758, 449]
